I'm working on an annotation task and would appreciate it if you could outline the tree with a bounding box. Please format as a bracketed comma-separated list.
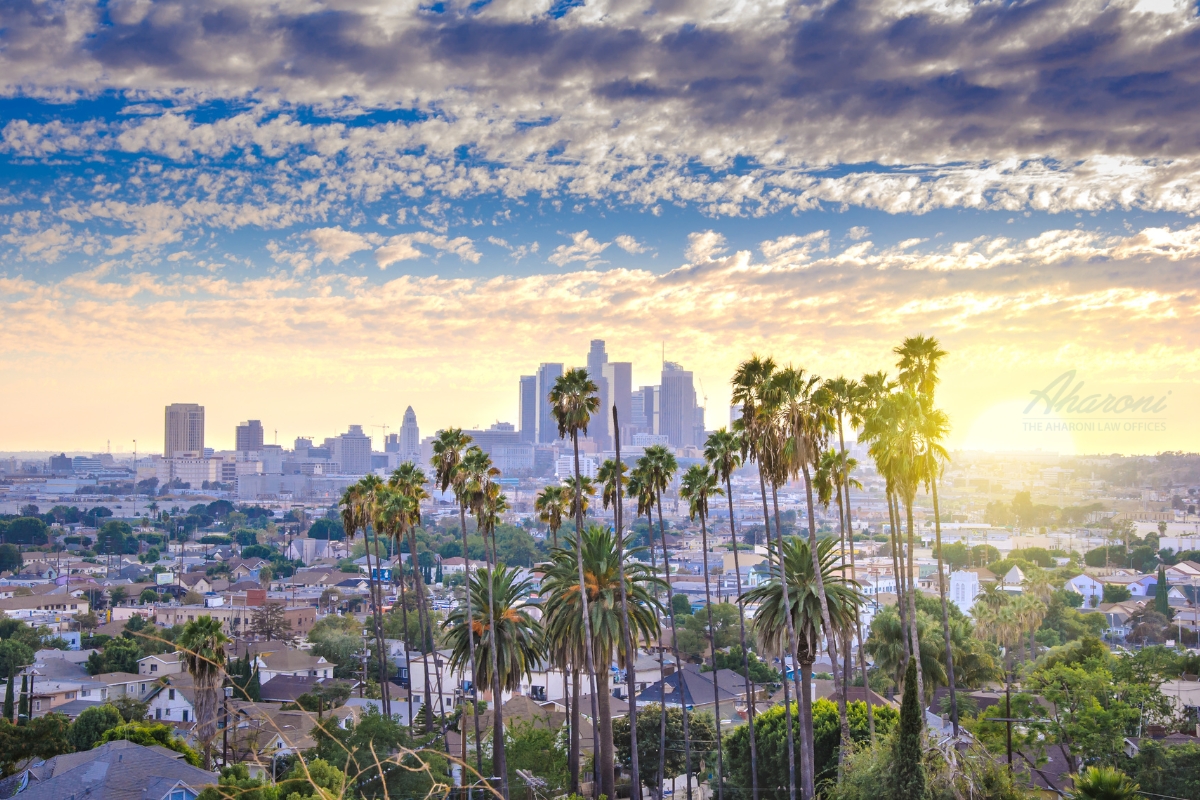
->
[892, 658, 924, 800]
[613, 704, 717, 786]
[535, 485, 569, 549]
[707, 645, 779, 684]
[5, 517, 48, 546]
[1127, 741, 1200, 800]
[0, 713, 72, 773]
[550, 367, 604, 800]
[110, 694, 150, 722]
[1154, 565, 1170, 617]
[0, 544, 21, 575]
[1068, 766, 1140, 800]
[87, 637, 141, 675]
[307, 518, 344, 540]
[250, 603, 293, 642]
[340, 477, 391, 718]
[540, 524, 663, 800]
[98, 722, 201, 765]
[1103, 584, 1132, 604]
[139, 588, 160, 604]
[672, 593, 693, 617]
[177, 616, 228, 769]
[68, 703, 124, 750]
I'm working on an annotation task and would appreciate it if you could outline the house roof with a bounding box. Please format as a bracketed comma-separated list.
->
[636, 664, 746, 707]
[259, 649, 329, 671]
[12, 740, 215, 800]
[258, 675, 352, 703]
[91, 671, 144, 686]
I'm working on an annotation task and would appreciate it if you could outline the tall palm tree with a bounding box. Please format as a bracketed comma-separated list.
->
[679, 463, 726, 800]
[638, 444, 693, 800]
[340, 476, 390, 715]
[543, 525, 664, 800]
[550, 368, 603, 793]
[562, 475, 596, 522]
[599, 452, 643, 800]
[895, 334, 959, 735]
[177, 615, 228, 769]
[374, 485, 423, 727]
[704, 427, 760, 800]
[443, 564, 546, 793]
[462, 446, 510, 797]
[535, 485, 568, 549]
[732, 355, 798, 800]
[773, 365, 850, 790]
[743, 537, 861, 794]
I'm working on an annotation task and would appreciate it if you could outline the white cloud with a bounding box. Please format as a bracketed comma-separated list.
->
[305, 227, 374, 265]
[549, 230, 609, 267]
[375, 232, 481, 268]
[614, 235, 649, 254]
[686, 231, 728, 264]
[847, 226, 870, 241]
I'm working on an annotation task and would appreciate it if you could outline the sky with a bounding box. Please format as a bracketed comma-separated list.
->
[2, 0, 1199, 456]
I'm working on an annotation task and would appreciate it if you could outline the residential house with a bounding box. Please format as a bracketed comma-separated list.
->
[147, 679, 197, 723]
[93, 671, 157, 701]
[439, 557, 488, 576]
[1064, 574, 1104, 607]
[23, 677, 110, 716]
[636, 664, 755, 729]
[254, 649, 334, 683]
[6, 740, 216, 800]
[228, 558, 270, 580]
[1164, 561, 1200, 583]
[0, 594, 89, 620]
[1100, 573, 1156, 598]
[139, 652, 185, 677]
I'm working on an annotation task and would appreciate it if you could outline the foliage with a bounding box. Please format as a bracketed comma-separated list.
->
[724, 700, 897, 791]
[505, 718, 570, 791]
[308, 708, 450, 798]
[198, 759, 352, 800]
[0, 714, 71, 775]
[704, 644, 780, 684]
[98, 722, 202, 765]
[87, 636, 142, 675]
[307, 518, 345, 540]
[68, 703, 124, 750]
[0, 544, 20, 574]
[893, 659, 925, 800]
[1067, 766, 1139, 800]
[1124, 741, 1200, 800]
[309, 614, 366, 680]
[676, 602, 741, 662]
[250, 602, 293, 641]
[0, 639, 34, 681]
[1102, 584, 1132, 604]
[110, 694, 150, 722]
[612, 703, 718, 781]
[672, 593, 693, 616]
[4, 517, 48, 545]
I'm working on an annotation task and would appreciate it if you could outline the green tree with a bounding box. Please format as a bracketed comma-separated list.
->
[5, 517, 48, 546]
[98, 722, 201, 764]
[1068, 766, 1139, 800]
[672, 593, 693, 617]
[0, 713, 71, 774]
[1103, 584, 1132, 604]
[892, 659, 924, 800]
[613, 704, 718, 785]
[68, 703, 124, 750]
[0, 544, 21, 575]
[1154, 565, 1170, 617]
[250, 602, 293, 642]
[706, 645, 779, 684]
[177, 616, 228, 769]
[1126, 741, 1200, 800]
[86, 637, 141, 675]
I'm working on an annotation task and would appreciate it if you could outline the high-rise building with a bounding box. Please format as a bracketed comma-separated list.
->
[602, 361, 633, 446]
[236, 420, 264, 452]
[384, 433, 401, 453]
[164, 403, 205, 457]
[660, 362, 698, 449]
[586, 340, 610, 448]
[326, 425, 373, 475]
[399, 406, 421, 462]
[634, 385, 660, 434]
[536, 363, 564, 444]
[518, 375, 538, 443]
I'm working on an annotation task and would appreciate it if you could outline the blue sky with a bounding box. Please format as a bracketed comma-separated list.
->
[2, 0, 1199, 454]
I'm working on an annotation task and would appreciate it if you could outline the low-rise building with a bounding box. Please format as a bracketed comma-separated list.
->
[254, 648, 334, 683]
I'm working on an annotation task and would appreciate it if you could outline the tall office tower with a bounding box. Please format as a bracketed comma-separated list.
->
[399, 406, 421, 462]
[235, 420, 264, 452]
[586, 340, 610, 449]
[518, 375, 538, 443]
[384, 433, 401, 453]
[602, 361, 633, 446]
[164, 403, 205, 457]
[660, 362, 698, 449]
[536, 363, 564, 443]
[329, 425, 373, 474]
[634, 385, 660, 434]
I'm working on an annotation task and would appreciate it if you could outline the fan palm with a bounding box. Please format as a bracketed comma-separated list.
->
[443, 563, 546, 794]
[743, 536, 861, 794]
[550, 368, 603, 795]
[535, 485, 569, 549]
[562, 475, 596, 521]
[340, 476, 391, 715]
[177, 615, 228, 769]
[679, 463, 726, 800]
[374, 485, 426, 729]
[542, 525, 664, 800]
[732, 355, 798, 800]
[704, 427, 760, 800]
[1068, 766, 1140, 800]
[638, 444, 694, 800]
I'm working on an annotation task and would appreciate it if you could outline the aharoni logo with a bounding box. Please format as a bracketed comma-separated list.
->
[1022, 371, 1170, 434]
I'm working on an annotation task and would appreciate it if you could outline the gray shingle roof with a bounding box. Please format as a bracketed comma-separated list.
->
[14, 741, 215, 800]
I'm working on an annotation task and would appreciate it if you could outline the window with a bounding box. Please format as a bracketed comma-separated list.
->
[169, 689, 176, 700]
[156, 708, 162, 720]
[182, 709, 189, 722]
[151, 664, 158, 673]
[530, 685, 546, 701]
[141, 683, 146, 693]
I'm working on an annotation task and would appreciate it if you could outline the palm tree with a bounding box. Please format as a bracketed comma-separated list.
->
[374, 485, 419, 725]
[443, 564, 546, 794]
[1068, 767, 1140, 800]
[340, 476, 390, 715]
[773, 365, 850, 789]
[535, 485, 568, 549]
[562, 475, 596, 522]
[599, 452, 643, 800]
[679, 463, 726, 800]
[704, 428, 759, 800]
[744, 536, 861, 795]
[543, 525, 664, 800]
[895, 334, 959, 735]
[550, 368, 603, 794]
[732, 355, 798, 800]
[638, 444, 693, 800]
[177, 615, 228, 769]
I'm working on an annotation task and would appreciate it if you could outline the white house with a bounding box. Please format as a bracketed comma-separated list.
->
[253, 649, 333, 683]
[949, 570, 980, 612]
[146, 682, 196, 723]
[138, 652, 184, 677]
[1064, 574, 1104, 607]
[439, 558, 488, 576]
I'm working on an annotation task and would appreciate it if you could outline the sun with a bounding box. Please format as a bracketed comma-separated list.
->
[957, 398, 1077, 455]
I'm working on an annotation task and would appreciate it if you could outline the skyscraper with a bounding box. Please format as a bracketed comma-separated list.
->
[164, 403, 204, 457]
[236, 420, 264, 452]
[536, 363, 564, 443]
[518, 375, 537, 443]
[399, 406, 421, 462]
[633, 385, 659, 434]
[327, 425, 372, 474]
[602, 361, 632, 446]
[660, 362, 698, 449]
[586, 340, 610, 449]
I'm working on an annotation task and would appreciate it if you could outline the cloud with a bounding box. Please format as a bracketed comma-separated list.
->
[614, 235, 649, 254]
[847, 226, 870, 241]
[686, 231, 728, 263]
[305, 227, 374, 265]
[549, 230, 610, 267]
[376, 232, 481, 268]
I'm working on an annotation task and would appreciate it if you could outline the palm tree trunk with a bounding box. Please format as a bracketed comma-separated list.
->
[698, 511, 724, 800]
[799, 461, 846, 795]
[397, 556, 415, 728]
[837, 447, 873, 745]
[459, 502, 484, 779]
[597, 665, 617, 800]
[886, 492, 909, 668]
[612, 412, 642, 800]
[483, 548, 507, 798]
[657, 496, 693, 800]
[928, 467, 958, 737]
[832, 482, 854, 778]
[902, 497, 924, 706]
[768, 480, 801, 800]
[369, 532, 392, 716]
[650, 510, 668, 800]
[411, 529, 450, 746]
[570, 431, 602, 794]
[799, 657, 814, 795]
[361, 530, 390, 717]
[724, 476, 759, 800]
[569, 664, 581, 793]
